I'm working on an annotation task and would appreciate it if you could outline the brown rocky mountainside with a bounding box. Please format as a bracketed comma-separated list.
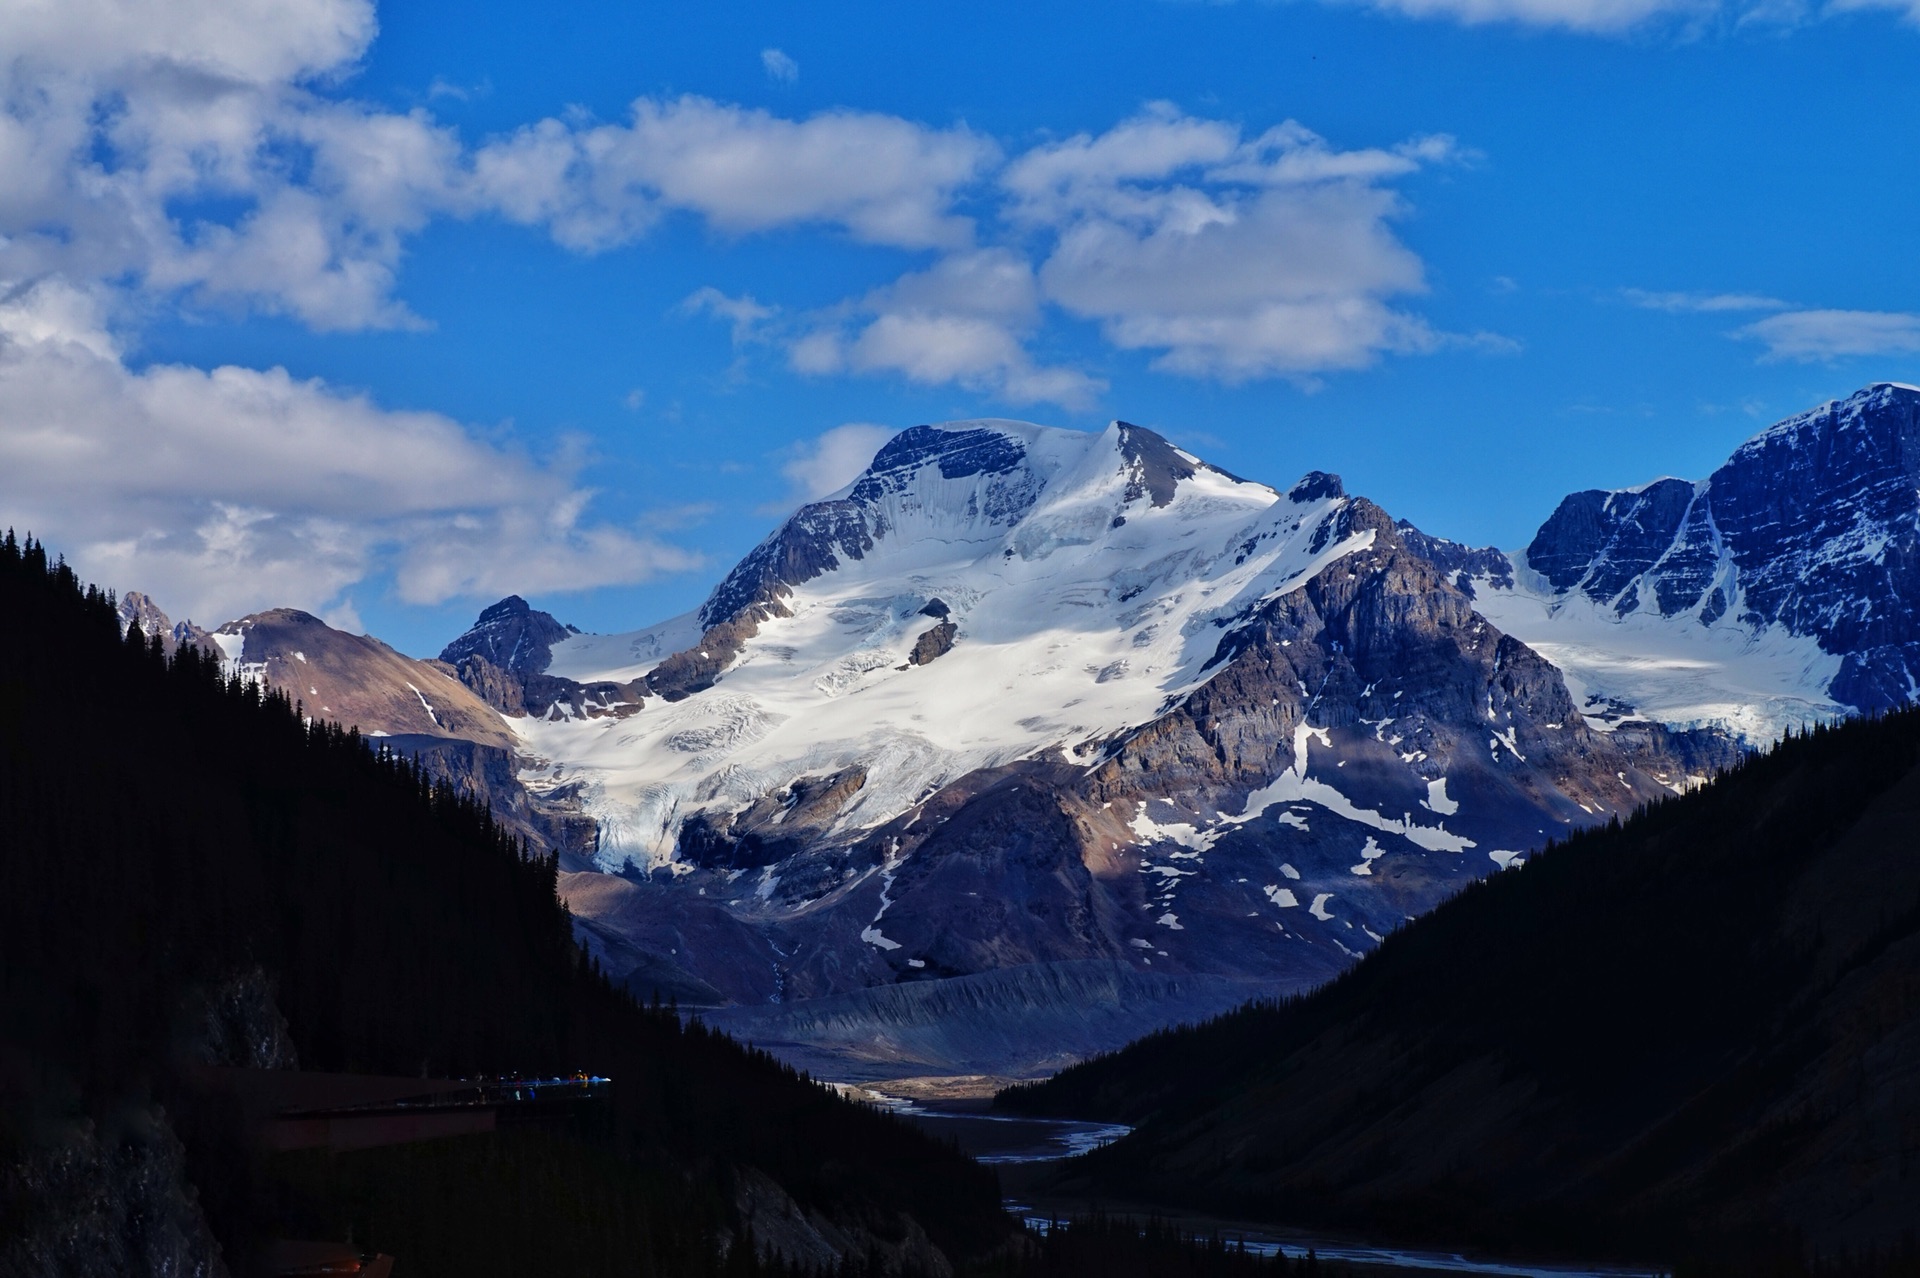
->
[200, 607, 599, 859]
[213, 608, 516, 749]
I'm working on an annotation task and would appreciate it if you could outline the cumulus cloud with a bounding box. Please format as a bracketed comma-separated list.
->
[761, 48, 799, 83]
[472, 96, 996, 252]
[779, 423, 896, 502]
[789, 249, 1104, 408]
[0, 280, 698, 623]
[0, 0, 1488, 621]
[0, 0, 476, 331]
[1735, 309, 1920, 362]
[1005, 105, 1459, 383]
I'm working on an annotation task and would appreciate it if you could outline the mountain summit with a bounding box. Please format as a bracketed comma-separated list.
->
[482, 418, 1713, 1075]
[1479, 382, 1920, 741]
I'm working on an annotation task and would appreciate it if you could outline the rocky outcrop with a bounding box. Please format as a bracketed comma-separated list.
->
[384, 733, 599, 862]
[678, 766, 870, 871]
[0, 1108, 231, 1278]
[726, 1165, 953, 1278]
[906, 621, 957, 666]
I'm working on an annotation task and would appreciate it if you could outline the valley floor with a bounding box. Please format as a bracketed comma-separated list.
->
[869, 1090, 1674, 1278]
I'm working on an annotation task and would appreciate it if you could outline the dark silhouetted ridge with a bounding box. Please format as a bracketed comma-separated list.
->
[0, 532, 1003, 1276]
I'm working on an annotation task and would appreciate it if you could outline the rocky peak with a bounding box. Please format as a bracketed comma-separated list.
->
[1514, 382, 1920, 714]
[1116, 422, 1198, 508]
[440, 594, 574, 678]
[1288, 471, 1345, 503]
[115, 589, 217, 656]
[117, 589, 171, 637]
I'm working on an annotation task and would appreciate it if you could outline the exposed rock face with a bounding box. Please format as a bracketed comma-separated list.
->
[727, 1166, 953, 1278]
[906, 621, 957, 666]
[0, 1109, 231, 1278]
[443, 651, 527, 716]
[440, 597, 645, 720]
[1514, 382, 1920, 716]
[114, 590, 217, 657]
[215, 609, 515, 748]
[679, 767, 871, 871]
[201, 609, 600, 861]
[438, 594, 575, 677]
[177, 967, 300, 1071]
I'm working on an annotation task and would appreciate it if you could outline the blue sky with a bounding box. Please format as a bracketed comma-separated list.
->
[2, 0, 1917, 655]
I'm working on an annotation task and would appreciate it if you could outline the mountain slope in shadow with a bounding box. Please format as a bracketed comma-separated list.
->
[1000, 707, 1920, 1266]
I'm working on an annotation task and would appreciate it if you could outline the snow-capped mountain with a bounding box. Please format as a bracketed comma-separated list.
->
[143, 386, 1909, 1078]
[1475, 382, 1920, 742]
[440, 418, 1719, 1075]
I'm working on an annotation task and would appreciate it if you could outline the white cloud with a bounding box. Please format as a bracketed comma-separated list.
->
[1623, 288, 1790, 312]
[1202, 0, 1920, 32]
[0, 0, 480, 331]
[761, 48, 799, 84]
[1828, 0, 1920, 21]
[473, 96, 996, 252]
[1007, 106, 1458, 382]
[1735, 309, 1920, 362]
[0, 280, 698, 623]
[788, 249, 1104, 408]
[779, 423, 896, 502]
[0, 0, 376, 86]
[681, 286, 777, 344]
[1347, 0, 1713, 31]
[0, 1, 1487, 625]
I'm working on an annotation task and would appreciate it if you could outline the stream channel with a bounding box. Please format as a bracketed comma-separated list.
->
[880, 1096, 1672, 1278]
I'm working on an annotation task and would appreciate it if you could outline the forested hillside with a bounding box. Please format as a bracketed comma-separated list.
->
[0, 534, 1005, 1277]
[1002, 707, 1920, 1269]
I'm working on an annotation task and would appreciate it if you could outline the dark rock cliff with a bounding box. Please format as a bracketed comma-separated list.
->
[1525, 382, 1920, 712]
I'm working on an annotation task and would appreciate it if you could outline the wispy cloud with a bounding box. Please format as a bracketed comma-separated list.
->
[681, 287, 778, 344]
[761, 48, 799, 83]
[778, 424, 896, 505]
[1623, 288, 1791, 313]
[1196, 0, 1920, 33]
[1736, 309, 1920, 362]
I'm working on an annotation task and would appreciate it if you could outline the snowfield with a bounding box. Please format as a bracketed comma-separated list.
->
[514, 420, 1377, 873]
[1474, 547, 1845, 745]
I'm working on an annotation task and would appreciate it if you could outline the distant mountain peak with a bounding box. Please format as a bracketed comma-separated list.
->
[440, 595, 573, 678]
[1288, 471, 1345, 503]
